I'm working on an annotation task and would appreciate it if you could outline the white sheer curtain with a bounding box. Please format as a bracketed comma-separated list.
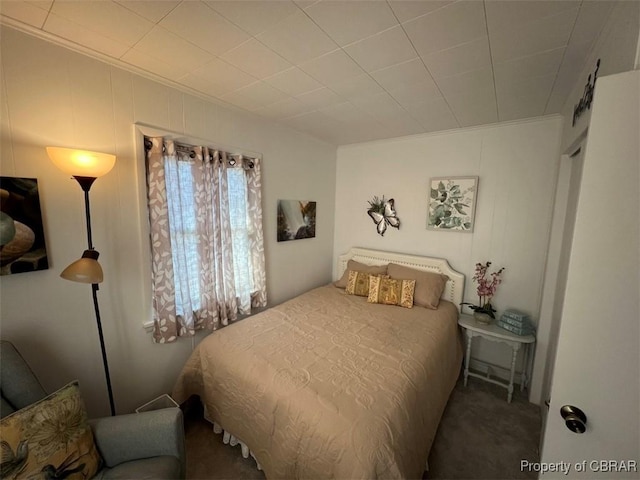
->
[145, 136, 267, 343]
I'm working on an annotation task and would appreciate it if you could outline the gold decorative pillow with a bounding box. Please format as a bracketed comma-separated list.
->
[334, 260, 387, 289]
[368, 276, 416, 308]
[387, 263, 449, 309]
[345, 270, 385, 296]
[0, 381, 102, 479]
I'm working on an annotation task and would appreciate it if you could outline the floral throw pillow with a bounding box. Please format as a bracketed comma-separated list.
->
[345, 271, 371, 296]
[0, 381, 102, 479]
[345, 271, 389, 297]
[368, 276, 416, 308]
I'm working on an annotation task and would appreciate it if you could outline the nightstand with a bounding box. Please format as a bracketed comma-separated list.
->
[458, 313, 536, 403]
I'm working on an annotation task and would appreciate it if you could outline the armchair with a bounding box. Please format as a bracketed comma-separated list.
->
[0, 340, 185, 479]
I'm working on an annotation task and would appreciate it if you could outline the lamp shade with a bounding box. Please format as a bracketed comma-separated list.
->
[47, 147, 116, 178]
[60, 249, 103, 283]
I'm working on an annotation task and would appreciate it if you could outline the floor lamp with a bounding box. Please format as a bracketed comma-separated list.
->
[47, 147, 117, 416]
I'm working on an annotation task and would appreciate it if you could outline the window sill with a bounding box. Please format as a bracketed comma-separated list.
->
[142, 306, 268, 334]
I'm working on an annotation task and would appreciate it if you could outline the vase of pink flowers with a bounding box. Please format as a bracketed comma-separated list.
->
[461, 261, 505, 325]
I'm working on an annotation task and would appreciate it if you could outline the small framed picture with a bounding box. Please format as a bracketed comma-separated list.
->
[427, 176, 478, 232]
[277, 200, 316, 242]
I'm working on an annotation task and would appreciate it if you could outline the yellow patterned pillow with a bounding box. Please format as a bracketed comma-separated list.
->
[0, 381, 102, 480]
[368, 276, 416, 308]
[345, 270, 381, 296]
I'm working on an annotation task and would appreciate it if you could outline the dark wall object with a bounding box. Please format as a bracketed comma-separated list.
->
[0, 177, 49, 275]
[573, 59, 600, 126]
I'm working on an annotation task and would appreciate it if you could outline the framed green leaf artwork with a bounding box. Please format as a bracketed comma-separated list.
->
[427, 176, 478, 232]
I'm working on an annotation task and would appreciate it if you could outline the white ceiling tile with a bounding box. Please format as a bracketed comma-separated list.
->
[422, 36, 491, 79]
[333, 120, 389, 144]
[370, 58, 435, 91]
[305, 1, 398, 46]
[569, 1, 615, 47]
[328, 74, 384, 100]
[50, 0, 154, 46]
[544, 70, 575, 114]
[319, 101, 373, 123]
[184, 73, 251, 99]
[115, 1, 180, 23]
[403, 1, 486, 56]
[253, 97, 313, 119]
[494, 72, 556, 99]
[159, 1, 250, 56]
[132, 26, 214, 72]
[220, 90, 264, 111]
[264, 67, 323, 96]
[180, 73, 229, 97]
[494, 48, 564, 86]
[281, 110, 331, 127]
[121, 48, 186, 82]
[257, 10, 337, 64]
[490, 7, 579, 63]
[294, 1, 319, 10]
[344, 25, 416, 72]
[351, 92, 405, 118]
[388, 0, 454, 23]
[233, 81, 291, 106]
[281, 110, 344, 141]
[44, 13, 132, 58]
[446, 91, 498, 127]
[298, 49, 366, 85]
[188, 57, 258, 95]
[0, 0, 50, 28]
[205, 0, 298, 36]
[388, 81, 441, 108]
[485, 1, 579, 32]
[379, 114, 425, 137]
[221, 39, 292, 79]
[27, 1, 52, 8]
[295, 87, 343, 109]
[544, 41, 592, 114]
[437, 67, 495, 101]
[496, 73, 556, 121]
[403, 95, 459, 132]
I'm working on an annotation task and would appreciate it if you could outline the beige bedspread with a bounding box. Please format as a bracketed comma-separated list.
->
[173, 284, 462, 479]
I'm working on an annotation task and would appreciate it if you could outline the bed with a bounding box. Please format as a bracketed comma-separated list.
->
[172, 248, 464, 479]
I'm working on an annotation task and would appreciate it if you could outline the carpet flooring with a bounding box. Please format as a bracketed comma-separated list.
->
[184, 375, 541, 480]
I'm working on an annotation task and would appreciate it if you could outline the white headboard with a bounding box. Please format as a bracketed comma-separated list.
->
[337, 248, 465, 312]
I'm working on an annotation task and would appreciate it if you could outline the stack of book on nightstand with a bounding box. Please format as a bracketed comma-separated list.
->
[497, 309, 535, 336]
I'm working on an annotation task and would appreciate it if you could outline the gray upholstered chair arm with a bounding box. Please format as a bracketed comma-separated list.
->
[89, 408, 185, 478]
[0, 340, 47, 415]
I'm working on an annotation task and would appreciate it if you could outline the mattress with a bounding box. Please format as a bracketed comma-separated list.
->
[172, 284, 462, 479]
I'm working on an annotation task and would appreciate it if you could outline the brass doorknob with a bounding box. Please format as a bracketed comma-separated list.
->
[561, 405, 587, 434]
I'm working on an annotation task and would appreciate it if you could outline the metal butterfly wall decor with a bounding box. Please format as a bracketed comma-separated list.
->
[367, 196, 400, 236]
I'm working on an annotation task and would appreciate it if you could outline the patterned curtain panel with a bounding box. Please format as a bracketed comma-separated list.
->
[145, 136, 267, 343]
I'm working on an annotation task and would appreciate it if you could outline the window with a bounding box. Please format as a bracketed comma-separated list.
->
[144, 136, 266, 344]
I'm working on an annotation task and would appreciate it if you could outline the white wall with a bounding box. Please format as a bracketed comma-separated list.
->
[333, 116, 563, 375]
[0, 26, 337, 417]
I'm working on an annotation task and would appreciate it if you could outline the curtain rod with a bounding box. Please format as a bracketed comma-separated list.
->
[134, 122, 262, 160]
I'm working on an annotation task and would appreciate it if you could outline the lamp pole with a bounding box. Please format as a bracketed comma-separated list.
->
[75, 175, 116, 417]
[91, 282, 115, 416]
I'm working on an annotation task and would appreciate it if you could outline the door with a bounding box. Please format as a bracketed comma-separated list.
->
[539, 71, 639, 478]
[536, 145, 585, 449]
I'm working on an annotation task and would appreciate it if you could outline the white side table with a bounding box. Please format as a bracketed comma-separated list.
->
[458, 313, 536, 403]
